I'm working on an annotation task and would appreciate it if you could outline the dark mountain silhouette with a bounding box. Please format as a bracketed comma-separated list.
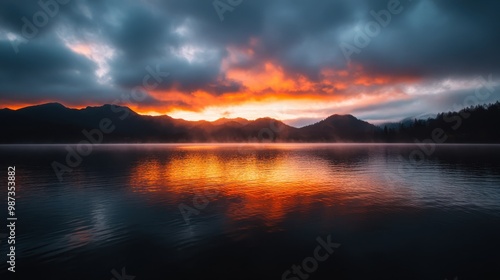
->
[212, 117, 249, 126]
[381, 102, 500, 143]
[299, 114, 379, 142]
[0, 102, 499, 143]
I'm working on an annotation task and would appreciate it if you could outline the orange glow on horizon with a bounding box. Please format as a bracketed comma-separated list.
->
[130, 59, 420, 121]
[2, 56, 421, 123]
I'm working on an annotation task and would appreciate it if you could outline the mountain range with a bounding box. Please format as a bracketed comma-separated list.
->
[0, 102, 499, 143]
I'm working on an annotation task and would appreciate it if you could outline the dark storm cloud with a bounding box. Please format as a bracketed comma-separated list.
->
[0, 0, 499, 111]
[0, 1, 65, 35]
[108, 6, 174, 61]
[156, 0, 500, 81]
[349, 0, 500, 78]
[0, 36, 121, 105]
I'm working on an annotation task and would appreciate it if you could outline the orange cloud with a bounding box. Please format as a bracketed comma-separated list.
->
[130, 55, 420, 121]
[3, 42, 421, 124]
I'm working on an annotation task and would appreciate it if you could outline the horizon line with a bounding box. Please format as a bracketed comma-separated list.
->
[0, 101, 376, 128]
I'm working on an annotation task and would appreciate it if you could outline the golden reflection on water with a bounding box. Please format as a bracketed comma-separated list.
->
[128, 144, 399, 226]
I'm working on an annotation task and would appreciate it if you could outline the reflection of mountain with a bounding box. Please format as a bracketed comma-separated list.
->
[1, 102, 499, 143]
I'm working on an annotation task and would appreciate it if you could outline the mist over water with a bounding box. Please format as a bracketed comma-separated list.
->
[1, 144, 500, 279]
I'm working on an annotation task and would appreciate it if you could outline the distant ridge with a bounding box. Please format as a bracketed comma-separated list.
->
[300, 114, 378, 142]
[212, 117, 249, 126]
[0, 102, 499, 143]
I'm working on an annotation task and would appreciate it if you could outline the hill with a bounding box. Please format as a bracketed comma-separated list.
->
[1, 102, 499, 143]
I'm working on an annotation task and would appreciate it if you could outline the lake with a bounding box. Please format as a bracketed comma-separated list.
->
[1, 144, 500, 279]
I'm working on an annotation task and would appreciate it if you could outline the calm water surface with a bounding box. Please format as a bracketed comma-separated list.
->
[0, 144, 500, 279]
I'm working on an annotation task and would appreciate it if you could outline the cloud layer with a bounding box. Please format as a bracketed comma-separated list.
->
[1, 0, 499, 124]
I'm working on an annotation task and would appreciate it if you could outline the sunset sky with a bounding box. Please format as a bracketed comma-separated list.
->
[1, 0, 499, 126]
